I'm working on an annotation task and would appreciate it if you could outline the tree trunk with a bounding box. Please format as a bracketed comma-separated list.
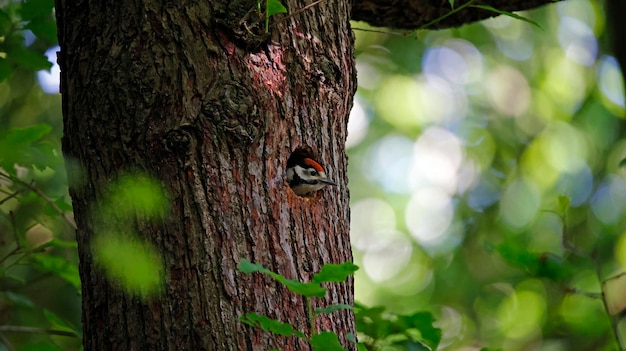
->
[56, 0, 355, 350]
[55, 0, 562, 349]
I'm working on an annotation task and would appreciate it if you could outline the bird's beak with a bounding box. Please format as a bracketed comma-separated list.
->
[321, 178, 337, 186]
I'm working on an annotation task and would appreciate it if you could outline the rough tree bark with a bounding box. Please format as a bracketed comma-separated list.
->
[55, 0, 557, 350]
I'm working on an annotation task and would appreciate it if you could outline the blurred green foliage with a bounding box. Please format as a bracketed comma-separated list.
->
[350, 0, 626, 350]
[1, 0, 625, 350]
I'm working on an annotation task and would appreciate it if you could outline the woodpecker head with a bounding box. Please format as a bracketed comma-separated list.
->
[286, 153, 337, 196]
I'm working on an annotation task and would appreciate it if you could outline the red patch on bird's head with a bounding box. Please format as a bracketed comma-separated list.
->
[303, 158, 325, 172]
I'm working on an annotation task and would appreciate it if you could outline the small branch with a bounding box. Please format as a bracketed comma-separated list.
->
[0, 332, 16, 351]
[406, 0, 476, 35]
[0, 325, 78, 338]
[592, 250, 625, 350]
[273, 0, 325, 26]
[306, 296, 316, 337]
[0, 171, 76, 230]
[352, 27, 404, 36]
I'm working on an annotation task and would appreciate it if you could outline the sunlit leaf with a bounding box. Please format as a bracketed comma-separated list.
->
[312, 262, 359, 283]
[266, 0, 287, 16]
[311, 331, 347, 351]
[105, 174, 169, 220]
[93, 233, 164, 297]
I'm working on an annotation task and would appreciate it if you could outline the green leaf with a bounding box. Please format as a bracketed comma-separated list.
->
[0, 9, 12, 35]
[17, 342, 64, 351]
[93, 233, 164, 297]
[266, 0, 287, 16]
[238, 258, 266, 274]
[312, 262, 359, 283]
[470, 5, 543, 30]
[1, 292, 35, 307]
[240, 313, 306, 338]
[25, 16, 58, 43]
[19, 0, 55, 21]
[104, 174, 169, 220]
[448, 0, 454, 8]
[6, 44, 52, 70]
[238, 259, 327, 297]
[316, 303, 353, 315]
[397, 312, 442, 351]
[281, 279, 326, 298]
[311, 331, 347, 351]
[0, 57, 13, 82]
[558, 196, 570, 215]
[356, 343, 370, 351]
[619, 157, 626, 167]
[29, 254, 81, 293]
[43, 309, 80, 336]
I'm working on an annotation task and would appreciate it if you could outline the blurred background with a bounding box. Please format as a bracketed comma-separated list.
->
[1, 0, 625, 350]
[349, 0, 625, 350]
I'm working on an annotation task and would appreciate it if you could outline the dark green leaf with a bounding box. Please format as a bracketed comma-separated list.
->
[311, 331, 347, 351]
[281, 279, 326, 298]
[619, 157, 626, 167]
[2, 292, 35, 307]
[17, 342, 64, 351]
[0, 124, 53, 172]
[0, 58, 14, 82]
[9, 46, 52, 70]
[397, 312, 441, 350]
[238, 259, 327, 297]
[24, 16, 58, 43]
[470, 5, 543, 30]
[29, 254, 81, 292]
[0, 9, 12, 35]
[448, 0, 454, 8]
[240, 313, 306, 338]
[19, 0, 55, 21]
[266, 0, 287, 16]
[316, 303, 353, 314]
[312, 262, 359, 283]
[43, 309, 80, 336]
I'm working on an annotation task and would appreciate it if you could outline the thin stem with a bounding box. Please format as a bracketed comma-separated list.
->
[0, 325, 77, 338]
[593, 250, 625, 350]
[405, 0, 476, 36]
[0, 171, 76, 230]
[306, 296, 316, 338]
[0, 332, 15, 351]
[272, 0, 325, 26]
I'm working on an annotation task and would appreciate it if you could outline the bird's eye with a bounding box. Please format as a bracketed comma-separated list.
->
[309, 170, 318, 176]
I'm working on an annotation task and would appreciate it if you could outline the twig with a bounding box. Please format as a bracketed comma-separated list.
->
[592, 250, 625, 350]
[0, 325, 78, 338]
[405, 0, 476, 36]
[0, 171, 76, 230]
[273, 0, 325, 26]
[0, 332, 15, 351]
[352, 27, 404, 36]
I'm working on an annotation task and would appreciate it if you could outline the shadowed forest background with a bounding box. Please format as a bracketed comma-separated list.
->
[1, 0, 626, 350]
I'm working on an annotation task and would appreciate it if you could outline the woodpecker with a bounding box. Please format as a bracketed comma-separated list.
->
[286, 153, 337, 196]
